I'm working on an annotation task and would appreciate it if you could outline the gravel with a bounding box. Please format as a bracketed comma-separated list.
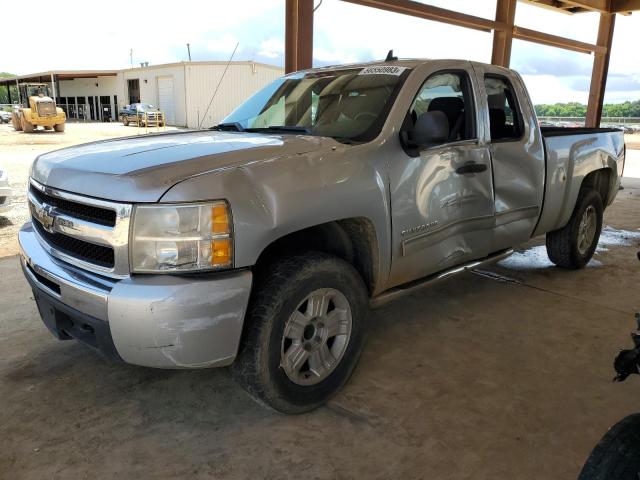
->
[0, 122, 182, 258]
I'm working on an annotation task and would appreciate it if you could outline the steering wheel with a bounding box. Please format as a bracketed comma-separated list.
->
[354, 112, 377, 122]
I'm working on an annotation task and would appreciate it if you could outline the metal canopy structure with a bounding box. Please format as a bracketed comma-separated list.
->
[285, 0, 640, 127]
[0, 70, 118, 107]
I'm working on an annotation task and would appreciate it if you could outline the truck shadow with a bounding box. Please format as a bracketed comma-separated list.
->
[3, 340, 271, 427]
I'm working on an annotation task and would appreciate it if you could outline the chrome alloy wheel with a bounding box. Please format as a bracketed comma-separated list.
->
[577, 205, 597, 255]
[280, 288, 352, 386]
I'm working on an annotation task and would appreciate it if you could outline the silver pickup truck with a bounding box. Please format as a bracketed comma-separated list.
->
[19, 59, 624, 413]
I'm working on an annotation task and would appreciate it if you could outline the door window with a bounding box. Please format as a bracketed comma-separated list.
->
[484, 75, 523, 141]
[409, 71, 476, 144]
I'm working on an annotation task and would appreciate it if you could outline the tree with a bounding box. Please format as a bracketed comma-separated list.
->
[536, 100, 640, 118]
[0, 73, 16, 105]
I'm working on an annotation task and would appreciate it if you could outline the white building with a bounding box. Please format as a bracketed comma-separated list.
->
[0, 61, 283, 128]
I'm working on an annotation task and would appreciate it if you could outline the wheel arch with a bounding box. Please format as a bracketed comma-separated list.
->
[253, 217, 380, 296]
[580, 168, 613, 207]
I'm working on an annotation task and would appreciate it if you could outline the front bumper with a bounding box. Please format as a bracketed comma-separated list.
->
[19, 222, 253, 368]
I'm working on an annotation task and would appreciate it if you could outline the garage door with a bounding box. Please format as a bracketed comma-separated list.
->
[157, 76, 175, 125]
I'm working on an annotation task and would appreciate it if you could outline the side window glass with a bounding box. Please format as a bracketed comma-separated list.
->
[484, 75, 523, 141]
[409, 72, 475, 143]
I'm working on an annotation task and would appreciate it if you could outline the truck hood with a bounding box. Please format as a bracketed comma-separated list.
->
[31, 130, 330, 202]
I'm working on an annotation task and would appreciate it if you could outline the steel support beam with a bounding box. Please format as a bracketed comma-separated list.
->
[611, 0, 640, 12]
[285, 0, 314, 73]
[513, 26, 605, 54]
[491, 0, 517, 67]
[342, 0, 501, 32]
[50, 73, 57, 101]
[586, 13, 616, 127]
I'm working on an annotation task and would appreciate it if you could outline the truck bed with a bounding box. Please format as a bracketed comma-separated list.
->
[533, 127, 625, 237]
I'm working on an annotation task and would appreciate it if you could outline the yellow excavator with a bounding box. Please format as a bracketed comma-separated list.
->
[12, 83, 66, 133]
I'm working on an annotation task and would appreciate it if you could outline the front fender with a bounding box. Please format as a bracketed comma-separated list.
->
[160, 143, 392, 292]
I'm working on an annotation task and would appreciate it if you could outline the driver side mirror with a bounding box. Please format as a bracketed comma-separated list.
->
[410, 111, 449, 149]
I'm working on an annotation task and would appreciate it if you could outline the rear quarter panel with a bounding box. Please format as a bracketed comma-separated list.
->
[533, 130, 624, 236]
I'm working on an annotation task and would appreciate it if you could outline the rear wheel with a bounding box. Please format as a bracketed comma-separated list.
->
[546, 189, 603, 269]
[53, 123, 65, 133]
[233, 252, 369, 413]
[578, 414, 640, 479]
[122, 116, 129, 126]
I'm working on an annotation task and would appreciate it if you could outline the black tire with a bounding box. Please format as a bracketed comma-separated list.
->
[53, 123, 65, 133]
[232, 252, 369, 414]
[22, 118, 34, 133]
[11, 112, 22, 131]
[546, 189, 603, 269]
[578, 414, 640, 480]
[122, 116, 129, 126]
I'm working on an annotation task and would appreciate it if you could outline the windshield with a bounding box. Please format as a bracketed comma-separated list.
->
[137, 104, 156, 111]
[26, 85, 51, 97]
[221, 66, 411, 142]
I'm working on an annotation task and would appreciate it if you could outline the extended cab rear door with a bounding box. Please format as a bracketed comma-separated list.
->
[470, 63, 545, 251]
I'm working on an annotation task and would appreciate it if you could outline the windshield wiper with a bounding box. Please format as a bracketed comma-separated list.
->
[210, 122, 245, 132]
[246, 125, 313, 135]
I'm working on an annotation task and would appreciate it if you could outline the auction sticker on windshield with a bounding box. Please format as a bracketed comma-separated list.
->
[358, 66, 408, 76]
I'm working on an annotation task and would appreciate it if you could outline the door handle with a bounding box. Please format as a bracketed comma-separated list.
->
[455, 162, 487, 175]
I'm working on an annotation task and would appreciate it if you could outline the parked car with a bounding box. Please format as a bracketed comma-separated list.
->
[20, 59, 624, 413]
[120, 103, 164, 127]
[0, 110, 12, 124]
[0, 169, 13, 215]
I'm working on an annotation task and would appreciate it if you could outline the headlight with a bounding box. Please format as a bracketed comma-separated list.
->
[131, 201, 233, 273]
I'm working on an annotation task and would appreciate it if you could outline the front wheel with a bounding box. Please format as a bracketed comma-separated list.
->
[122, 116, 129, 126]
[21, 118, 34, 133]
[233, 252, 369, 413]
[53, 123, 65, 133]
[11, 113, 22, 131]
[546, 189, 603, 269]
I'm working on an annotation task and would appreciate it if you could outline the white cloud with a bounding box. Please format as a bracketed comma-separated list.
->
[313, 48, 359, 64]
[206, 34, 242, 55]
[520, 74, 588, 104]
[257, 38, 285, 59]
[2, 0, 639, 104]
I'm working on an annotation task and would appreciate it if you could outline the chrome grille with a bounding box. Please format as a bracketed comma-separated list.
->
[36, 101, 57, 117]
[29, 185, 116, 226]
[28, 179, 132, 278]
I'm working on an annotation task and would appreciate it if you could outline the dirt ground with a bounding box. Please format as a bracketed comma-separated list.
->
[626, 133, 640, 149]
[0, 122, 181, 257]
[1, 123, 640, 479]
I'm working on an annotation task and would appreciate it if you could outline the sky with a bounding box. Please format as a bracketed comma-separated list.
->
[2, 0, 639, 105]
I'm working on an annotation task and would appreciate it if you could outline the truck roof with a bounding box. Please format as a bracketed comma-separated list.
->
[298, 58, 513, 75]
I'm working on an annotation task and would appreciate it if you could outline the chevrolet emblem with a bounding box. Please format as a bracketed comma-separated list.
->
[32, 203, 56, 232]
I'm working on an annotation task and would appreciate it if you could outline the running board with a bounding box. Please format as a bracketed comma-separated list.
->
[370, 249, 513, 308]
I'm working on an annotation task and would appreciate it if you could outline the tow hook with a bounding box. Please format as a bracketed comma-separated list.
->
[613, 313, 640, 382]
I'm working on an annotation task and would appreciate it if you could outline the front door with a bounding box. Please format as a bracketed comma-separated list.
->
[388, 66, 495, 287]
